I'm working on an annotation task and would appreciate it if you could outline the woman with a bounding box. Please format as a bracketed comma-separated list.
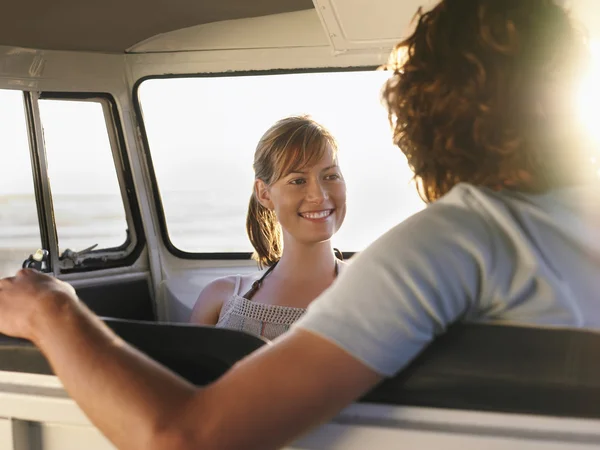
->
[189, 115, 346, 339]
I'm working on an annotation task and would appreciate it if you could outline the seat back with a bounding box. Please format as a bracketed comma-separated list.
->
[3, 320, 600, 419]
[0, 318, 267, 385]
[363, 323, 600, 419]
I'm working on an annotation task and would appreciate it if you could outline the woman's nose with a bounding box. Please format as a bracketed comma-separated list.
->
[306, 180, 328, 203]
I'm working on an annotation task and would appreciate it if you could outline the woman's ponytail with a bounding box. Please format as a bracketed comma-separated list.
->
[246, 193, 282, 269]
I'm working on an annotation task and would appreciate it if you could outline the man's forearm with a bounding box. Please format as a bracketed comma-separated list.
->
[32, 300, 199, 450]
[0, 270, 384, 450]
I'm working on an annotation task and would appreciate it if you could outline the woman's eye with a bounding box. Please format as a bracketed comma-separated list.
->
[325, 173, 341, 181]
[289, 178, 306, 185]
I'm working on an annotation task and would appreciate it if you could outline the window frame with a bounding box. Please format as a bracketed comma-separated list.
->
[36, 92, 146, 273]
[23, 91, 56, 272]
[133, 66, 379, 261]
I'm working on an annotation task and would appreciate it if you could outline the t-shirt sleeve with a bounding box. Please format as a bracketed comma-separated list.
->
[293, 202, 493, 377]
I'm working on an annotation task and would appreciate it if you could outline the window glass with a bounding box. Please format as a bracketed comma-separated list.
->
[0, 90, 42, 276]
[38, 99, 128, 255]
[138, 71, 426, 254]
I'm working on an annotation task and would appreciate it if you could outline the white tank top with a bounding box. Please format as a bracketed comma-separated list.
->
[215, 275, 307, 340]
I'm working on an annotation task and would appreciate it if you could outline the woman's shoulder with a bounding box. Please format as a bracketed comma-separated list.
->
[191, 274, 258, 325]
[201, 272, 263, 299]
[200, 275, 240, 298]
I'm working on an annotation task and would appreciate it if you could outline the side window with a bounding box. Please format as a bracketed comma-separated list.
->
[38, 97, 135, 269]
[137, 70, 425, 256]
[0, 90, 42, 277]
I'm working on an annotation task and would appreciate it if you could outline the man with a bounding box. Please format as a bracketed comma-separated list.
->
[0, 1, 598, 449]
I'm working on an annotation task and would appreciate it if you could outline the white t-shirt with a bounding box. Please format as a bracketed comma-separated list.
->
[294, 182, 600, 377]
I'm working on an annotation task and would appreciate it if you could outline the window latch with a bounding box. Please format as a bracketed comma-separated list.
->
[60, 244, 99, 268]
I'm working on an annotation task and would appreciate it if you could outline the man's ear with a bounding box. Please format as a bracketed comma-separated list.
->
[255, 179, 274, 210]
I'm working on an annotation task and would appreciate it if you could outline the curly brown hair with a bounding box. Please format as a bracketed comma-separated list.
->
[382, 0, 590, 202]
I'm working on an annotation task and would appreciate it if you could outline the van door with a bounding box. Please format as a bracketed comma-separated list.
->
[0, 88, 154, 322]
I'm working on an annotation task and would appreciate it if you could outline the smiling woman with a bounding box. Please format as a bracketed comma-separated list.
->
[188, 115, 348, 340]
[249, 116, 346, 269]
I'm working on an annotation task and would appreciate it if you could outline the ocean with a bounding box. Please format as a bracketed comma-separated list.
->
[0, 181, 425, 277]
[0, 191, 252, 277]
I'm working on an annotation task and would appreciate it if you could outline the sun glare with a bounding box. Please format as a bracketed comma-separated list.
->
[577, 40, 600, 176]
[578, 40, 600, 140]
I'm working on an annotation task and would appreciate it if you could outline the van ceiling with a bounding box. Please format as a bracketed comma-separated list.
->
[0, 0, 314, 53]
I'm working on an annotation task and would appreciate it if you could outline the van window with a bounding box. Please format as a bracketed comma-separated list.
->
[0, 90, 41, 276]
[137, 70, 425, 256]
[38, 98, 130, 259]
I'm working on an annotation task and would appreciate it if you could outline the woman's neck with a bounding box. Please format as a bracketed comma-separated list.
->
[272, 240, 337, 282]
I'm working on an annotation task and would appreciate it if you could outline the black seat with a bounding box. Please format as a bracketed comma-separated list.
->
[2, 320, 600, 419]
[362, 323, 600, 419]
[0, 318, 267, 385]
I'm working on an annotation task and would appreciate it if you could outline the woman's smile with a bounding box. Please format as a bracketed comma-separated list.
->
[298, 209, 335, 221]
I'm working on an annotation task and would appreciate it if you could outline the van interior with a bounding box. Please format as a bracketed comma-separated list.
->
[0, 0, 599, 448]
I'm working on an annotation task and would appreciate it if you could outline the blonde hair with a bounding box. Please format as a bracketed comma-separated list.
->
[246, 115, 338, 268]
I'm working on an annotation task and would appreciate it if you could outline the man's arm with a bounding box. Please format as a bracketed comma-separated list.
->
[0, 202, 487, 450]
[0, 270, 382, 450]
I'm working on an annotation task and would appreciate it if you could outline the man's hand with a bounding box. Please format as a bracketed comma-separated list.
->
[0, 269, 79, 341]
[0, 268, 384, 450]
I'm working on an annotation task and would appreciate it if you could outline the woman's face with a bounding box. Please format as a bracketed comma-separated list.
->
[256, 146, 347, 246]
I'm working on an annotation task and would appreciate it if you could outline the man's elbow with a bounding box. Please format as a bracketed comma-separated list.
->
[146, 426, 208, 450]
[141, 407, 212, 450]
